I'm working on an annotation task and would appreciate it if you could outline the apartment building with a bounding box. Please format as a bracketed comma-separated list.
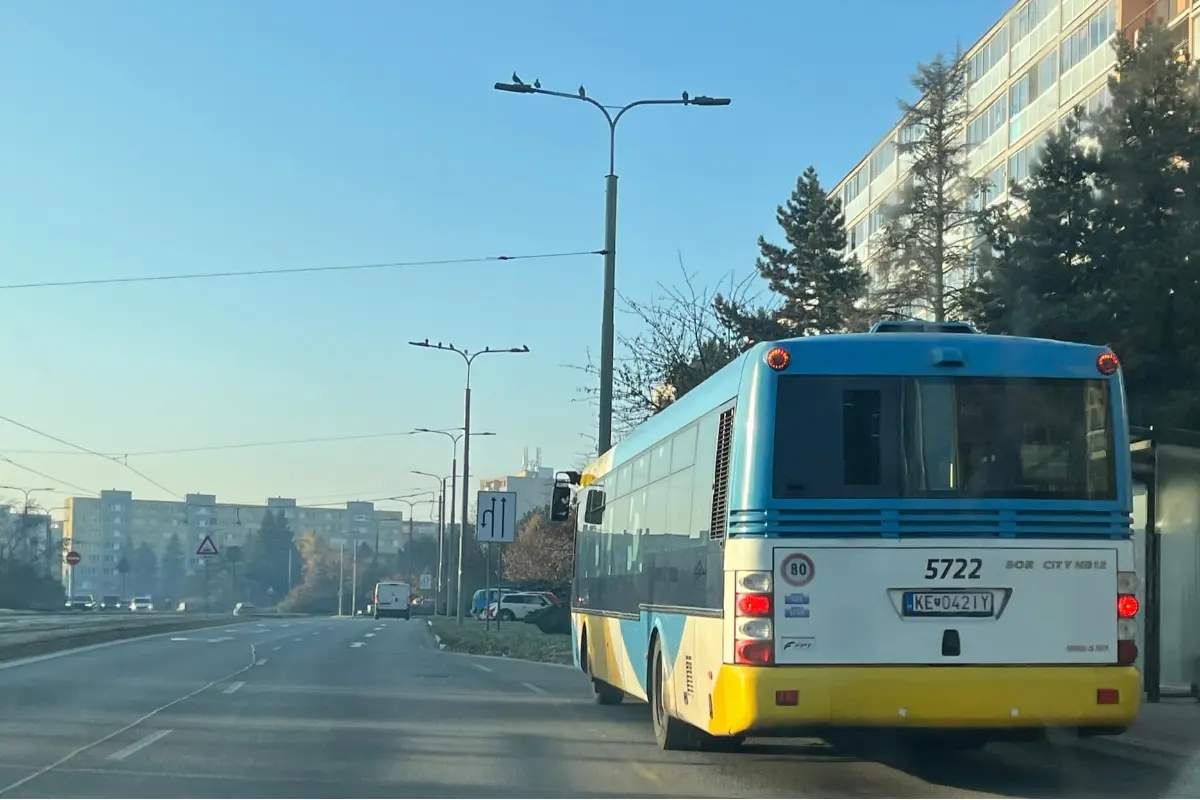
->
[834, 0, 1197, 296]
[61, 490, 432, 595]
[478, 451, 555, 526]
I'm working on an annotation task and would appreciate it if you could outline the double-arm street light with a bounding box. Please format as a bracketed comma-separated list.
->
[389, 495, 437, 583]
[414, 429, 492, 616]
[494, 75, 730, 454]
[412, 469, 455, 613]
[0, 485, 55, 575]
[408, 340, 529, 624]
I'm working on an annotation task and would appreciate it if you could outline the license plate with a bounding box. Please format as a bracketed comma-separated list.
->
[902, 591, 994, 618]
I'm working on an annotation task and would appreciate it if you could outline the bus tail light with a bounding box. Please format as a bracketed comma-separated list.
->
[1117, 571, 1139, 666]
[1097, 351, 1120, 375]
[734, 571, 774, 666]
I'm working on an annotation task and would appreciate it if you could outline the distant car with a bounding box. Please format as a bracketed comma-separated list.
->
[100, 595, 123, 610]
[65, 594, 95, 611]
[129, 596, 154, 611]
[233, 602, 257, 616]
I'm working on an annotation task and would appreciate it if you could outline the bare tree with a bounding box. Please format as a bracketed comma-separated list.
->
[568, 254, 766, 440]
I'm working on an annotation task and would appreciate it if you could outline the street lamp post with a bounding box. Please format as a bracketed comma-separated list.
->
[409, 340, 529, 624]
[390, 496, 435, 584]
[0, 485, 55, 575]
[494, 76, 730, 454]
[414, 428, 493, 616]
[412, 470, 457, 615]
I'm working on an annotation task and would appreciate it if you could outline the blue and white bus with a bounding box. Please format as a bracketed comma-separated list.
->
[551, 321, 1141, 751]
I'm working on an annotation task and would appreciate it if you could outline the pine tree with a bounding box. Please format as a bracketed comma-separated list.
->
[158, 532, 185, 600]
[874, 52, 983, 321]
[968, 110, 1108, 340]
[716, 165, 867, 340]
[1092, 23, 1200, 426]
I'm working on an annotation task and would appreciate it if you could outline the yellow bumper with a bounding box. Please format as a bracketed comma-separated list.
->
[710, 664, 1141, 736]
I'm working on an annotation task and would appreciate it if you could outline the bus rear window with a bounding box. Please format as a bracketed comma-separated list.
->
[773, 376, 1115, 500]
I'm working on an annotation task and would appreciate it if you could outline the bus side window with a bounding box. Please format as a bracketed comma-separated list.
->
[583, 488, 606, 526]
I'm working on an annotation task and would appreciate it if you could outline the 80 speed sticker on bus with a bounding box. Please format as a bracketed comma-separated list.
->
[780, 553, 815, 587]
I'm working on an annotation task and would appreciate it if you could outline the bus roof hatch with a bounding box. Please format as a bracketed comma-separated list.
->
[869, 320, 979, 334]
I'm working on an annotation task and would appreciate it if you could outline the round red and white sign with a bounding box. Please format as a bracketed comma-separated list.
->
[65, 550, 81, 567]
[780, 553, 815, 587]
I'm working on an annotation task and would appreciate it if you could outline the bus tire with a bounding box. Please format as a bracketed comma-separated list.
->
[650, 639, 703, 751]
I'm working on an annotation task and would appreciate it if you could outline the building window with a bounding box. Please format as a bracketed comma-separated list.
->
[970, 25, 1009, 83]
[842, 169, 868, 206]
[869, 140, 896, 181]
[1011, 49, 1058, 117]
[1061, 2, 1116, 74]
[968, 96, 1008, 144]
[1011, 0, 1056, 46]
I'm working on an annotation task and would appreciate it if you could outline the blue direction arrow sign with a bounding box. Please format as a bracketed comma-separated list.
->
[475, 491, 518, 543]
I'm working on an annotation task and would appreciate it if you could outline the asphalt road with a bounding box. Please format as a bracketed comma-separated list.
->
[0, 616, 1193, 798]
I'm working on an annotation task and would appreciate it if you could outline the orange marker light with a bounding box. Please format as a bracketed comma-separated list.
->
[1097, 352, 1119, 375]
[766, 347, 790, 371]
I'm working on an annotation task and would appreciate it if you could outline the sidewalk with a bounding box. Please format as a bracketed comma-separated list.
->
[1074, 697, 1200, 762]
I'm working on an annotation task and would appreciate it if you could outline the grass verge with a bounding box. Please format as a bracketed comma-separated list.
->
[429, 617, 572, 665]
[0, 615, 238, 664]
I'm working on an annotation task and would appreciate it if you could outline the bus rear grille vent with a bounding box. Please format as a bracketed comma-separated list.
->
[727, 507, 1129, 538]
[708, 407, 735, 541]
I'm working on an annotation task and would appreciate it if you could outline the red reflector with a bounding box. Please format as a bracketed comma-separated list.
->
[775, 689, 798, 706]
[1118, 593, 1139, 618]
[1097, 351, 1119, 375]
[765, 346, 791, 371]
[735, 639, 773, 666]
[737, 593, 772, 617]
[1118, 639, 1139, 665]
[1096, 688, 1120, 705]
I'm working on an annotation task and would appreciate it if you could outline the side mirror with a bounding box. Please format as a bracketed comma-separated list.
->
[549, 485, 572, 522]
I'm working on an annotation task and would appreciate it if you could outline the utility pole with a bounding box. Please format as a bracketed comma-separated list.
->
[338, 544, 345, 616]
[351, 540, 359, 616]
[493, 78, 729, 453]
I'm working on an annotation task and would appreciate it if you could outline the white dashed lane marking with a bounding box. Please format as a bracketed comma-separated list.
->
[107, 730, 172, 761]
[222, 681, 245, 695]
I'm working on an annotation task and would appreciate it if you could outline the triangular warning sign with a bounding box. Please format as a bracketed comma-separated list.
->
[196, 534, 220, 557]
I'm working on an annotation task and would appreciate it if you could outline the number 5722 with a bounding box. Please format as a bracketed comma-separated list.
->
[924, 557, 982, 580]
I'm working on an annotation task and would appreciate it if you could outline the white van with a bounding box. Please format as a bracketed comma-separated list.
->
[374, 581, 411, 620]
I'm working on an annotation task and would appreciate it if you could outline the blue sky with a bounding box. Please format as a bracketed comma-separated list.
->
[0, 0, 1011, 517]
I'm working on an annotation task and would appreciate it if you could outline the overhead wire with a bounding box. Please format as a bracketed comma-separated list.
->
[0, 413, 179, 498]
[0, 453, 97, 495]
[0, 249, 604, 291]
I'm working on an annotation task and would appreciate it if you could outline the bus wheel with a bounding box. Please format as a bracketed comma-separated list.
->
[650, 639, 703, 751]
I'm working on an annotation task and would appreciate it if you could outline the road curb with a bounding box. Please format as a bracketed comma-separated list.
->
[0, 617, 244, 666]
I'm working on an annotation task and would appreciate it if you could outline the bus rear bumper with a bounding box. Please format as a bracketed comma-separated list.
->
[709, 664, 1141, 737]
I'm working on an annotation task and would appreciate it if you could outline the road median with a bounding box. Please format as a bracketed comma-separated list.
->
[429, 617, 572, 665]
[0, 615, 241, 664]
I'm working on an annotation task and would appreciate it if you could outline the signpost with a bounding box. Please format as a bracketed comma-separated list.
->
[419, 573, 433, 591]
[197, 535, 219, 613]
[476, 491, 517, 631]
[65, 550, 80, 596]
